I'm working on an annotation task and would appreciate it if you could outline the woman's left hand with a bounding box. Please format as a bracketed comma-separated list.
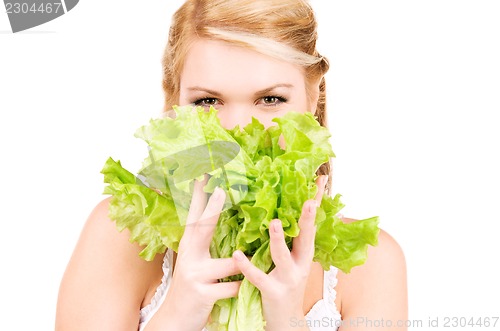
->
[232, 175, 328, 331]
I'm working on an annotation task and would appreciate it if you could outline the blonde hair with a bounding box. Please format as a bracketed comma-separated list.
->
[161, 0, 333, 195]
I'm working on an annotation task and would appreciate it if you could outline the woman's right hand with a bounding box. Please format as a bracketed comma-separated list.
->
[147, 174, 241, 331]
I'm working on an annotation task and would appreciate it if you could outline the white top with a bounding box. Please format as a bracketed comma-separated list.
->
[138, 219, 343, 331]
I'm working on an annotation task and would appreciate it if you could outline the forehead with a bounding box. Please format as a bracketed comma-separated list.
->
[180, 38, 306, 93]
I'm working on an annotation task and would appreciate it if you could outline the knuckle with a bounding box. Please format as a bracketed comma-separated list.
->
[221, 282, 240, 300]
[266, 286, 280, 298]
[178, 236, 192, 252]
[263, 284, 285, 301]
[183, 264, 203, 283]
[297, 269, 310, 282]
[205, 204, 223, 219]
[191, 281, 207, 299]
[272, 251, 288, 265]
[252, 272, 266, 285]
[177, 241, 188, 253]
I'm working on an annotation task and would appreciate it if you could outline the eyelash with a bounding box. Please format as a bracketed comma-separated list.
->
[192, 97, 220, 107]
[192, 95, 288, 107]
[259, 95, 288, 106]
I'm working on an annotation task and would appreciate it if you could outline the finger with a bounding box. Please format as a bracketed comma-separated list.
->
[206, 257, 242, 280]
[180, 174, 209, 248]
[193, 186, 226, 252]
[314, 175, 328, 204]
[185, 174, 209, 228]
[268, 219, 293, 271]
[206, 280, 242, 302]
[291, 200, 318, 266]
[232, 250, 270, 292]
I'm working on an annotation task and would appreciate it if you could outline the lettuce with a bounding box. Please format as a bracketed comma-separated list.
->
[100, 105, 379, 330]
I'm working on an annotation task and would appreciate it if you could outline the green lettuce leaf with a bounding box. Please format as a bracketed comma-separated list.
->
[100, 105, 380, 330]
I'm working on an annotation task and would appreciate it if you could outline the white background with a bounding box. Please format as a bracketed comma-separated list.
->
[1, 1, 499, 329]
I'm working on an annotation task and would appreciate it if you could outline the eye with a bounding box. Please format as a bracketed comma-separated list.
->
[193, 97, 221, 108]
[257, 95, 288, 106]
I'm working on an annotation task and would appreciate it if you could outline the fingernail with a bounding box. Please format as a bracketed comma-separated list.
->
[308, 200, 319, 214]
[233, 250, 244, 261]
[212, 187, 223, 201]
[272, 219, 282, 233]
[196, 174, 208, 183]
[321, 175, 328, 186]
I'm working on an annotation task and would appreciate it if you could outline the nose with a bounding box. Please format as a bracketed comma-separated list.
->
[216, 104, 287, 150]
[216, 103, 255, 131]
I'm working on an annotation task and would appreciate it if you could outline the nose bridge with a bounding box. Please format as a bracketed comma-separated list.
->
[218, 102, 254, 130]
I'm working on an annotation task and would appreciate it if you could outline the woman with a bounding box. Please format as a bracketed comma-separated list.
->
[56, 0, 408, 330]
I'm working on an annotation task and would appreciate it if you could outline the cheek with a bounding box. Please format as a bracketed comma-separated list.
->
[178, 90, 189, 106]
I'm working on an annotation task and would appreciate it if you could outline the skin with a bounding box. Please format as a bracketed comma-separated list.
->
[55, 39, 408, 331]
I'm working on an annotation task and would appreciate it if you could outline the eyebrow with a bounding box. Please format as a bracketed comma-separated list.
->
[187, 86, 222, 97]
[187, 83, 294, 97]
[254, 84, 294, 96]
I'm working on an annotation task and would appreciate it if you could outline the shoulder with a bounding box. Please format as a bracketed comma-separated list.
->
[336, 217, 408, 322]
[337, 217, 407, 274]
[56, 197, 164, 330]
[66, 197, 163, 275]
[342, 216, 406, 268]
